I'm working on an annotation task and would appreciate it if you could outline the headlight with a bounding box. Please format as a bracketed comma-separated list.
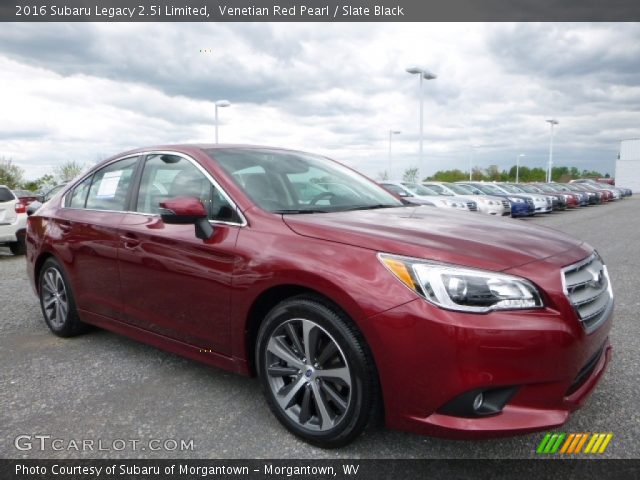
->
[442, 199, 464, 208]
[509, 197, 524, 203]
[378, 253, 543, 313]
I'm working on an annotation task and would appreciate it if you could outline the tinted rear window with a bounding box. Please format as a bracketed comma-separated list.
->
[0, 187, 15, 202]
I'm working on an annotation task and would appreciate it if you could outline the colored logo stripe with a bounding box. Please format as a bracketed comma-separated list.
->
[537, 433, 613, 454]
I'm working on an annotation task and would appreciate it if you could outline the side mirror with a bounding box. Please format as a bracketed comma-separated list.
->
[159, 197, 213, 240]
[36, 194, 45, 203]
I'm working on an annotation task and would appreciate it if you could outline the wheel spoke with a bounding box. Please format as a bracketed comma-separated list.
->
[298, 385, 312, 424]
[302, 320, 320, 364]
[316, 341, 338, 367]
[267, 336, 305, 369]
[43, 297, 56, 309]
[44, 270, 56, 292]
[276, 375, 307, 410]
[58, 300, 68, 319]
[320, 381, 348, 414]
[316, 367, 351, 385]
[55, 301, 62, 322]
[311, 381, 333, 429]
[285, 322, 305, 357]
[267, 365, 299, 377]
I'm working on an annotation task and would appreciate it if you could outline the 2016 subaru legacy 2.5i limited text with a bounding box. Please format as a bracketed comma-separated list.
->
[25, 145, 613, 448]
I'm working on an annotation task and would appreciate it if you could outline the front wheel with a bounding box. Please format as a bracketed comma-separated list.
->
[38, 258, 88, 337]
[256, 296, 377, 448]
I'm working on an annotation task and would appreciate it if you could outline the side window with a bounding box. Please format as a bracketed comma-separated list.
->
[136, 154, 240, 223]
[67, 176, 93, 208]
[85, 157, 138, 211]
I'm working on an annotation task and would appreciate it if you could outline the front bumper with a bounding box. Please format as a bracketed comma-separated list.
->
[365, 292, 612, 438]
[510, 202, 533, 217]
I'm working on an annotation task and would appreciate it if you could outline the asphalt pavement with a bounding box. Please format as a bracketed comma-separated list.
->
[1, 197, 638, 459]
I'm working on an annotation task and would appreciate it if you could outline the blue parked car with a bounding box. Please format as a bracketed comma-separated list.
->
[457, 182, 535, 217]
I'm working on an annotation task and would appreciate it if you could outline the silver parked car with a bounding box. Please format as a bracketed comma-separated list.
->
[422, 181, 510, 216]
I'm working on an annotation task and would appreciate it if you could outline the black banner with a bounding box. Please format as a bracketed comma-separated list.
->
[2, 0, 640, 22]
[1, 459, 639, 480]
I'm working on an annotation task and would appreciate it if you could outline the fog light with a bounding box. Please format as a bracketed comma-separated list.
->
[472, 392, 484, 411]
[438, 386, 518, 418]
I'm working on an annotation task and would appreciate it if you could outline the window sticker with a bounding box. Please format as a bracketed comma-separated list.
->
[96, 170, 123, 198]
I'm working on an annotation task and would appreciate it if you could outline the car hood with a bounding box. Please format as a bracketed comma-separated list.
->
[283, 206, 587, 271]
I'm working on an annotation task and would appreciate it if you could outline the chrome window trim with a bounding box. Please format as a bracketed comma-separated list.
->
[61, 150, 247, 227]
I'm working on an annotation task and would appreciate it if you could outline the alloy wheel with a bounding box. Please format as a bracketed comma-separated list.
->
[265, 318, 352, 432]
[41, 267, 69, 329]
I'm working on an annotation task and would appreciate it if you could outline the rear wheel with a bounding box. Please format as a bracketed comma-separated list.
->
[256, 295, 377, 448]
[38, 258, 88, 337]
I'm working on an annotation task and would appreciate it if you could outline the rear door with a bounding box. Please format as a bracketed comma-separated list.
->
[117, 153, 243, 354]
[54, 156, 139, 320]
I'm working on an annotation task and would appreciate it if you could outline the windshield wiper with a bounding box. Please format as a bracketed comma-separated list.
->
[273, 208, 330, 214]
[341, 204, 401, 211]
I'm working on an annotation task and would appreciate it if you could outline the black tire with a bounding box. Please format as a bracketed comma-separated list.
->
[255, 295, 377, 448]
[38, 258, 88, 337]
[9, 239, 25, 255]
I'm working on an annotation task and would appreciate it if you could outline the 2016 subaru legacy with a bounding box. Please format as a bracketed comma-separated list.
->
[26, 145, 613, 448]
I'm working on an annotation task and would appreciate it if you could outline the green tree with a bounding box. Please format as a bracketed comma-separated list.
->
[0, 157, 25, 189]
[402, 167, 419, 183]
[428, 169, 468, 182]
[22, 174, 56, 192]
[485, 165, 501, 181]
[55, 160, 84, 183]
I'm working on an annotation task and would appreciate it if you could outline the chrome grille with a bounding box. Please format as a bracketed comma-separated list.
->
[466, 201, 478, 211]
[501, 199, 510, 209]
[525, 198, 534, 206]
[562, 253, 613, 333]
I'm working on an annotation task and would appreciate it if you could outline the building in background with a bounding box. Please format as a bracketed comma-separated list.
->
[616, 139, 640, 193]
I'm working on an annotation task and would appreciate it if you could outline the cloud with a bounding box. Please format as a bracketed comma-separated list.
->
[0, 22, 638, 181]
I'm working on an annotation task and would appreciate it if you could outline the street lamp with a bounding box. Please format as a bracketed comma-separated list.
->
[545, 119, 558, 182]
[515, 153, 525, 183]
[215, 100, 231, 144]
[388, 130, 401, 173]
[406, 66, 437, 175]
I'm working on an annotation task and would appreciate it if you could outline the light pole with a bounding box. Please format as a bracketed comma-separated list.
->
[406, 66, 437, 176]
[469, 144, 481, 181]
[215, 100, 231, 143]
[545, 119, 558, 182]
[388, 130, 401, 174]
[515, 153, 525, 183]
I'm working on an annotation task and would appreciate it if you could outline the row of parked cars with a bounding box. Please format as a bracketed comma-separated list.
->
[0, 184, 66, 255]
[379, 178, 632, 218]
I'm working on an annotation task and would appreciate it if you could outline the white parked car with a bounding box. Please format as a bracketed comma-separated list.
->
[422, 181, 510, 216]
[0, 185, 27, 255]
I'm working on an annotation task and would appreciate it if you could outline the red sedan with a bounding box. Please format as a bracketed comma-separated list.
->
[25, 145, 613, 447]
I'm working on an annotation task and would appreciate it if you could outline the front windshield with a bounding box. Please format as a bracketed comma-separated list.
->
[474, 183, 505, 195]
[206, 148, 403, 213]
[499, 184, 523, 194]
[422, 183, 449, 195]
[443, 183, 473, 195]
[458, 183, 485, 195]
[402, 183, 441, 196]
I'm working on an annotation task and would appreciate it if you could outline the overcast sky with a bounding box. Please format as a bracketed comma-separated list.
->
[1, 22, 639, 181]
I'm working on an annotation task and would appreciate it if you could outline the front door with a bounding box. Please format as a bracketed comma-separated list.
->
[117, 153, 243, 354]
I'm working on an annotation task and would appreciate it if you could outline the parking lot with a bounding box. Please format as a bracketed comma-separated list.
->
[1, 198, 638, 459]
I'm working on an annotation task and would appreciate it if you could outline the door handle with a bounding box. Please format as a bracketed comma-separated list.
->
[120, 234, 141, 248]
